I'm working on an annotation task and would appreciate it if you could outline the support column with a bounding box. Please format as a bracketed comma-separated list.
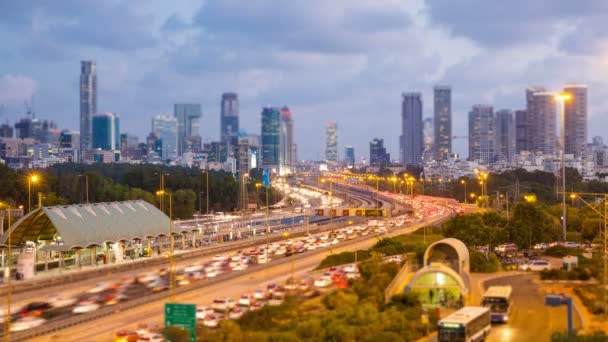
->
[192, 232, 196, 248]
[181, 234, 186, 250]
[147, 238, 152, 257]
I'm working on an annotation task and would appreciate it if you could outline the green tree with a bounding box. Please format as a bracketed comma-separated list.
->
[172, 189, 197, 219]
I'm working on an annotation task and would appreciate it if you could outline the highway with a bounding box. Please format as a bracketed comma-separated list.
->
[485, 274, 582, 342]
[31, 210, 451, 341]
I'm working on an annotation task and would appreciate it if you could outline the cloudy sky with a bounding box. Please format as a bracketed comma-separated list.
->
[1, 0, 608, 160]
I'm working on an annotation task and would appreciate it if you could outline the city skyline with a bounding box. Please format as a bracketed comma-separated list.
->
[1, 1, 608, 160]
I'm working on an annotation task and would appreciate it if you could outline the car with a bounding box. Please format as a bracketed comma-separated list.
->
[533, 243, 548, 250]
[232, 263, 248, 271]
[268, 293, 285, 306]
[206, 269, 219, 278]
[16, 302, 52, 318]
[88, 282, 111, 294]
[238, 295, 255, 307]
[10, 316, 46, 332]
[114, 330, 140, 342]
[196, 306, 214, 320]
[150, 280, 169, 292]
[519, 260, 552, 271]
[343, 264, 357, 273]
[72, 300, 100, 314]
[314, 277, 332, 288]
[253, 289, 268, 300]
[203, 314, 219, 328]
[211, 298, 236, 312]
[563, 241, 580, 248]
[184, 264, 203, 273]
[249, 302, 265, 311]
[228, 307, 245, 320]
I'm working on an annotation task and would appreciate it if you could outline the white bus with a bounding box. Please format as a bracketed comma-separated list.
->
[437, 306, 491, 342]
[481, 286, 512, 323]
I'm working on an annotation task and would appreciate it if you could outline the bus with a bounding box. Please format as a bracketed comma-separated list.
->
[437, 306, 491, 342]
[481, 286, 512, 323]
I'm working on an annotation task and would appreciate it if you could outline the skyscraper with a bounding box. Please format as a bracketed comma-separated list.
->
[400, 92, 424, 166]
[92, 112, 120, 150]
[515, 110, 527, 153]
[174, 103, 202, 156]
[261, 107, 280, 171]
[422, 118, 434, 162]
[494, 109, 515, 162]
[325, 122, 338, 163]
[369, 138, 390, 167]
[152, 114, 178, 161]
[80, 61, 97, 155]
[468, 105, 494, 164]
[279, 106, 295, 173]
[433, 86, 452, 161]
[344, 146, 355, 168]
[526, 88, 557, 155]
[221, 93, 239, 158]
[564, 84, 588, 157]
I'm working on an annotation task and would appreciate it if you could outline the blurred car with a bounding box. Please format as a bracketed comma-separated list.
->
[196, 306, 214, 320]
[228, 307, 245, 320]
[203, 314, 219, 328]
[253, 289, 268, 300]
[88, 282, 111, 294]
[533, 243, 548, 250]
[237, 295, 255, 307]
[211, 298, 236, 312]
[47, 294, 77, 309]
[10, 316, 45, 332]
[518, 260, 552, 271]
[343, 264, 357, 273]
[314, 276, 332, 288]
[16, 302, 52, 318]
[73, 300, 100, 314]
[114, 330, 139, 342]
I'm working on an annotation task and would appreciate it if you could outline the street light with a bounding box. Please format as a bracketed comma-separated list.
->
[556, 92, 572, 241]
[0, 202, 12, 338]
[156, 190, 175, 298]
[27, 174, 40, 213]
[460, 179, 467, 204]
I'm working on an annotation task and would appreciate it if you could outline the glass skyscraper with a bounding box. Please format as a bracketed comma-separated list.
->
[433, 86, 451, 161]
[174, 103, 202, 156]
[221, 93, 239, 159]
[80, 61, 97, 156]
[325, 122, 338, 163]
[261, 107, 280, 171]
[400, 92, 423, 166]
[279, 106, 295, 172]
[92, 112, 120, 150]
[152, 114, 178, 161]
[344, 146, 355, 168]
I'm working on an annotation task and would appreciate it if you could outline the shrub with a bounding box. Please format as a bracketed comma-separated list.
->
[544, 245, 578, 258]
[470, 250, 501, 273]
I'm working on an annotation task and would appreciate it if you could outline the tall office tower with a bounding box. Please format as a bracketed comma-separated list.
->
[468, 105, 495, 164]
[0, 123, 13, 138]
[433, 86, 452, 160]
[494, 109, 515, 162]
[279, 106, 295, 173]
[92, 112, 120, 150]
[152, 114, 178, 161]
[564, 84, 588, 157]
[80, 61, 97, 155]
[325, 122, 338, 163]
[261, 106, 280, 171]
[174, 103, 202, 156]
[120, 133, 139, 148]
[400, 92, 424, 166]
[369, 138, 390, 167]
[221, 93, 239, 158]
[237, 135, 251, 178]
[526, 87, 557, 155]
[344, 146, 355, 168]
[515, 110, 527, 153]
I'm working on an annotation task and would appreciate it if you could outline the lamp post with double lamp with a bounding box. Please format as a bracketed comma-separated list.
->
[156, 190, 175, 298]
[556, 92, 572, 241]
[203, 170, 210, 215]
[320, 178, 334, 235]
[367, 175, 380, 208]
[1, 201, 12, 339]
[27, 174, 40, 213]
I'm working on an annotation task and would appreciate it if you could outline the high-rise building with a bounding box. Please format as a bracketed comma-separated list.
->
[152, 114, 178, 161]
[279, 106, 295, 173]
[221, 93, 239, 158]
[325, 122, 338, 163]
[422, 118, 434, 162]
[564, 84, 588, 157]
[0, 123, 13, 138]
[515, 110, 527, 153]
[237, 134, 251, 177]
[92, 112, 120, 150]
[120, 133, 139, 148]
[59, 130, 80, 149]
[369, 138, 390, 167]
[80, 61, 97, 155]
[261, 107, 280, 171]
[468, 105, 494, 164]
[494, 109, 515, 162]
[174, 103, 202, 156]
[400, 92, 424, 166]
[526, 88, 557, 155]
[344, 146, 355, 168]
[433, 86, 452, 160]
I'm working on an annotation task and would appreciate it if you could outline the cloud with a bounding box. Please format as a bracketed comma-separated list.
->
[0, 75, 37, 104]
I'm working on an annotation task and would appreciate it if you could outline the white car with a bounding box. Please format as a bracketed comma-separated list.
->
[72, 300, 100, 314]
[233, 263, 248, 271]
[203, 314, 219, 328]
[196, 306, 214, 320]
[253, 290, 267, 300]
[343, 265, 357, 273]
[88, 282, 110, 294]
[238, 295, 255, 307]
[10, 317, 45, 332]
[211, 298, 236, 312]
[48, 294, 77, 308]
[184, 264, 204, 273]
[519, 260, 552, 271]
[314, 277, 332, 288]
[228, 307, 245, 320]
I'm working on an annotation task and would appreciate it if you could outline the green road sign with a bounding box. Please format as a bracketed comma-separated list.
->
[165, 303, 196, 342]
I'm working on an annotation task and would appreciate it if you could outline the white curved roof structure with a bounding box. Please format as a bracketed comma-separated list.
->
[424, 238, 470, 274]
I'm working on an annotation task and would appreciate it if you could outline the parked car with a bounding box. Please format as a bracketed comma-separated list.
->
[518, 260, 552, 271]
